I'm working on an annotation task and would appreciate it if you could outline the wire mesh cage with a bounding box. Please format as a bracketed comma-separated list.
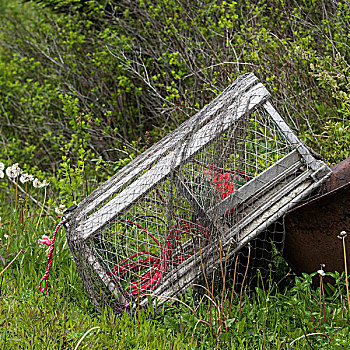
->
[64, 73, 331, 313]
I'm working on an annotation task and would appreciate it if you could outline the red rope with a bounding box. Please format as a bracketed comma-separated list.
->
[194, 159, 251, 213]
[38, 219, 67, 296]
[111, 219, 209, 296]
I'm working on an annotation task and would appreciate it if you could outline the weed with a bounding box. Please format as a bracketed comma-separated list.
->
[0, 167, 350, 349]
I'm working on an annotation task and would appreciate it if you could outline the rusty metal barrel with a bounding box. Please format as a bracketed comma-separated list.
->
[284, 156, 350, 277]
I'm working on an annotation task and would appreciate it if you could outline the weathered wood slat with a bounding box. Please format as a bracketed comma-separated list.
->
[76, 83, 270, 241]
[83, 244, 128, 305]
[221, 166, 330, 246]
[237, 176, 312, 241]
[230, 160, 303, 221]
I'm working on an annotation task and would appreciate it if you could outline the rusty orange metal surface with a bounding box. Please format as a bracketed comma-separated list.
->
[283, 156, 350, 277]
[321, 156, 350, 193]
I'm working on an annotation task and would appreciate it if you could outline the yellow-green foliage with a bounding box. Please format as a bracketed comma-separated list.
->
[0, 0, 349, 174]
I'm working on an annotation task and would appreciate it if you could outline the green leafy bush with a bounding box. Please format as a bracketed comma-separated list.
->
[0, 0, 349, 198]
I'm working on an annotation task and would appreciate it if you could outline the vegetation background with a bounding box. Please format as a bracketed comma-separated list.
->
[0, 0, 349, 348]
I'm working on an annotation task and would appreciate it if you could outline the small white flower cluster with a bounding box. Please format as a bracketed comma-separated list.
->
[20, 173, 34, 184]
[33, 178, 50, 188]
[337, 230, 347, 240]
[317, 269, 325, 277]
[5, 163, 22, 179]
[317, 264, 326, 277]
[0, 161, 50, 187]
[55, 204, 66, 215]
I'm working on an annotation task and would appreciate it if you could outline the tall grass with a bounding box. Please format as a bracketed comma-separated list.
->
[0, 166, 350, 349]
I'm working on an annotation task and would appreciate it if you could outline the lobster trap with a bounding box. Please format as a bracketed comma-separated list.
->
[64, 73, 331, 312]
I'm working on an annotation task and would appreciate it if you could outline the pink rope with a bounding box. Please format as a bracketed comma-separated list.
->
[38, 219, 67, 296]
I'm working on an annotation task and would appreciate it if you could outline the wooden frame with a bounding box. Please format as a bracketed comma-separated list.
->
[65, 73, 332, 310]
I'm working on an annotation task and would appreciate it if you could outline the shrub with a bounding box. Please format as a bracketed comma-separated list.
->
[0, 0, 348, 177]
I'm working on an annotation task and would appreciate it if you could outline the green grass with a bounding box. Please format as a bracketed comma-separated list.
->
[1, 181, 350, 349]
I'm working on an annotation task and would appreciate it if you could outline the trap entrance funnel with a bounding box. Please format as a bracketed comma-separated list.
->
[64, 73, 331, 312]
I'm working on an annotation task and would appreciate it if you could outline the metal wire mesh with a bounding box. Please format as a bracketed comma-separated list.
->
[65, 73, 331, 313]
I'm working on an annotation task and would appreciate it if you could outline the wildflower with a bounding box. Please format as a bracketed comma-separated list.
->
[6, 166, 17, 179]
[33, 178, 40, 188]
[12, 163, 21, 172]
[6, 163, 23, 179]
[20, 173, 34, 184]
[41, 180, 50, 187]
[0, 170, 3, 178]
[0, 162, 4, 177]
[38, 235, 52, 246]
[337, 230, 347, 239]
[4, 234, 8, 239]
[317, 269, 325, 277]
[55, 204, 66, 215]
[317, 264, 326, 277]
[33, 178, 50, 188]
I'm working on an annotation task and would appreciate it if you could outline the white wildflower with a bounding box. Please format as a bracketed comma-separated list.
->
[55, 204, 66, 215]
[317, 264, 326, 277]
[4, 234, 8, 239]
[33, 178, 41, 188]
[33, 178, 50, 188]
[12, 163, 22, 172]
[6, 166, 17, 179]
[317, 269, 325, 277]
[0, 162, 4, 171]
[20, 173, 34, 184]
[6, 163, 23, 179]
[337, 230, 347, 239]
[0, 170, 3, 179]
[40, 179, 50, 187]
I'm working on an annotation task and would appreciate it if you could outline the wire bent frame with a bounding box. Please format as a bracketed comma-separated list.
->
[65, 73, 332, 312]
